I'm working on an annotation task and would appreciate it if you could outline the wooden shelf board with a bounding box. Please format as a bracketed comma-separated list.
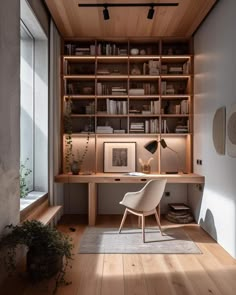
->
[97, 56, 128, 60]
[96, 114, 127, 117]
[129, 95, 160, 99]
[161, 74, 191, 79]
[129, 75, 160, 79]
[64, 56, 96, 61]
[129, 55, 160, 60]
[161, 114, 189, 117]
[161, 95, 190, 99]
[64, 95, 95, 99]
[71, 114, 95, 117]
[129, 114, 160, 117]
[97, 95, 128, 98]
[64, 75, 95, 79]
[97, 75, 128, 79]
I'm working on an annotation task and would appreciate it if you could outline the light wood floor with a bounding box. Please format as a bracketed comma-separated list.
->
[2, 214, 236, 295]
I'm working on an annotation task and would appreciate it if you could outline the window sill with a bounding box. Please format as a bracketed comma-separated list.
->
[20, 191, 48, 222]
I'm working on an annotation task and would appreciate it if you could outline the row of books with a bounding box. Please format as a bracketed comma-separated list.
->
[142, 100, 160, 115]
[144, 119, 159, 133]
[106, 99, 127, 115]
[130, 119, 159, 133]
[97, 43, 128, 56]
[65, 44, 96, 56]
[97, 83, 127, 96]
[96, 126, 126, 134]
[175, 125, 189, 133]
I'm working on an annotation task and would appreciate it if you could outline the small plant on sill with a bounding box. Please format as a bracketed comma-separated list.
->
[20, 158, 32, 198]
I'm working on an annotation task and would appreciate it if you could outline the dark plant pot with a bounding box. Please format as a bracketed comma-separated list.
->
[27, 249, 63, 281]
[71, 160, 80, 175]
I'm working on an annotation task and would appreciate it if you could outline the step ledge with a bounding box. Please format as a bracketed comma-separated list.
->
[35, 205, 62, 225]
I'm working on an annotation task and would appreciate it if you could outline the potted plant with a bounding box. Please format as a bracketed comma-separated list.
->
[20, 158, 32, 198]
[0, 220, 73, 291]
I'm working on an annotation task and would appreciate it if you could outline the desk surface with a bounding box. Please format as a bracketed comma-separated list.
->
[55, 173, 205, 184]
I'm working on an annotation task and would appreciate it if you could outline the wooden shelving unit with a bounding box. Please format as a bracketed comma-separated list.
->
[61, 38, 193, 174]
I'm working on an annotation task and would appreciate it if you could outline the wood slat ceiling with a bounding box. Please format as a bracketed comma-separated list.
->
[44, 0, 218, 38]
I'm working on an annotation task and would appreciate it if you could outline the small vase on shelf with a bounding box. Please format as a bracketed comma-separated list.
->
[71, 160, 80, 175]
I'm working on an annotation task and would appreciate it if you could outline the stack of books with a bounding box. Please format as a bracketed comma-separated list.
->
[175, 125, 188, 133]
[168, 66, 183, 74]
[129, 88, 145, 96]
[166, 203, 194, 224]
[114, 129, 126, 134]
[130, 122, 144, 133]
[96, 126, 113, 134]
[111, 86, 127, 95]
[75, 47, 90, 56]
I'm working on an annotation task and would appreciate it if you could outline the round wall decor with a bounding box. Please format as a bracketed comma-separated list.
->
[212, 106, 225, 155]
[227, 104, 236, 157]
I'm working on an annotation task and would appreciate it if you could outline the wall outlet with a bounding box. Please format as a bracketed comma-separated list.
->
[165, 191, 170, 197]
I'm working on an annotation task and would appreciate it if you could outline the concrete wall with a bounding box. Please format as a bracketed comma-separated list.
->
[0, 0, 49, 282]
[192, 0, 236, 258]
[0, 0, 20, 282]
[0, 0, 20, 232]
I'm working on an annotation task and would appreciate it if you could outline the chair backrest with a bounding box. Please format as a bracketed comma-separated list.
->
[133, 179, 167, 212]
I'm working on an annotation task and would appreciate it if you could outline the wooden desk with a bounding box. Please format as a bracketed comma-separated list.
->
[55, 173, 205, 225]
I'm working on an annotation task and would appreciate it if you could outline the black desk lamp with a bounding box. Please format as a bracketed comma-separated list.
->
[144, 139, 181, 174]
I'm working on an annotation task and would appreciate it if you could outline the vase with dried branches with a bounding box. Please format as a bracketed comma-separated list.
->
[64, 97, 91, 174]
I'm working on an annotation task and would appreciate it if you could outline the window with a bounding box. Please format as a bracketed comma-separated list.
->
[20, 22, 34, 193]
[20, 0, 48, 210]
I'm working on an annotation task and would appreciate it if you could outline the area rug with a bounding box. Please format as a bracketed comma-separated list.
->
[79, 227, 201, 254]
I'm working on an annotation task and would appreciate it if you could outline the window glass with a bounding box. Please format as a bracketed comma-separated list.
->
[20, 22, 34, 193]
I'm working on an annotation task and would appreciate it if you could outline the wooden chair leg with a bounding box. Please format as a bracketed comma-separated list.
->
[118, 209, 128, 233]
[141, 214, 145, 243]
[138, 216, 141, 228]
[155, 210, 162, 235]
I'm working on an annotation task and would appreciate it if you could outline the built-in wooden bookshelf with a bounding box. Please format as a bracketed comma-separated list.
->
[61, 38, 193, 175]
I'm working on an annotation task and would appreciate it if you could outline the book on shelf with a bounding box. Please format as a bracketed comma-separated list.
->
[175, 125, 188, 133]
[150, 100, 160, 114]
[183, 60, 190, 74]
[142, 110, 152, 115]
[97, 83, 102, 95]
[106, 99, 127, 114]
[114, 129, 126, 134]
[180, 100, 189, 114]
[161, 81, 167, 95]
[144, 119, 159, 133]
[168, 203, 190, 211]
[96, 126, 113, 133]
[168, 66, 183, 74]
[129, 88, 145, 95]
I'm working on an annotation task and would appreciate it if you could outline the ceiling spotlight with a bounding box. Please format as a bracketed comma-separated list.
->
[103, 6, 110, 20]
[147, 6, 155, 19]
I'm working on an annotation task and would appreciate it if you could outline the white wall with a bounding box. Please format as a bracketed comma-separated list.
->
[193, 0, 236, 257]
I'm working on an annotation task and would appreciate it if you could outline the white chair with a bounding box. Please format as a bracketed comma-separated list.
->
[118, 179, 167, 242]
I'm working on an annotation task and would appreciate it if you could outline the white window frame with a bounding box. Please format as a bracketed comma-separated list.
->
[20, 0, 48, 213]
